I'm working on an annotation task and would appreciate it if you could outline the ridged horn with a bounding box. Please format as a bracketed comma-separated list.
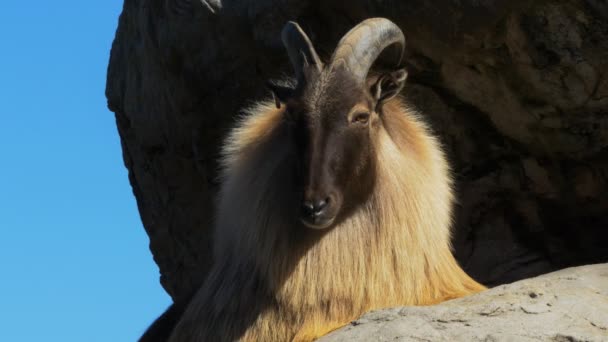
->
[330, 18, 405, 83]
[281, 21, 323, 81]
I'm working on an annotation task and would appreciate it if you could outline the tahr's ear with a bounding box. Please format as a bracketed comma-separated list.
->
[371, 68, 408, 108]
[266, 81, 294, 108]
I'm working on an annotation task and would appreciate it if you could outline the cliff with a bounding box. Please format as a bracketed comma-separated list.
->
[106, 0, 608, 309]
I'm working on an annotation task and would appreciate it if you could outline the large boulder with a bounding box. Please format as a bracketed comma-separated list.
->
[321, 263, 608, 342]
[106, 0, 608, 301]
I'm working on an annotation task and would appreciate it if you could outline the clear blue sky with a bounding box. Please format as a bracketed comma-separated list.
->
[0, 2, 172, 341]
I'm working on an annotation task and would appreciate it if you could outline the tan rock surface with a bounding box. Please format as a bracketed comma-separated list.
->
[321, 264, 608, 342]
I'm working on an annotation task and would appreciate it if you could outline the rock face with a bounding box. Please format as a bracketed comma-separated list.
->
[320, 263, 608, 342]
[106, 0, 608, 302]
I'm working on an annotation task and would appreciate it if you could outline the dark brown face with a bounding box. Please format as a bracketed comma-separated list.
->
[272, 68, 407, 229]
[272, 18, 408, 229]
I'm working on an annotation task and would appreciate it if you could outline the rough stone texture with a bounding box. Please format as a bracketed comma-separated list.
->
[320, 263, 608, 342]
[106, 0, 608, 301]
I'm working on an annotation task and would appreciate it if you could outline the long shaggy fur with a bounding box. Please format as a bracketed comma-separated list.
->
[169, 97, 485, 342]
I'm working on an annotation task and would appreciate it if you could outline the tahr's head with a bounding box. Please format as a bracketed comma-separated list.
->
[268, 18, 408, 229]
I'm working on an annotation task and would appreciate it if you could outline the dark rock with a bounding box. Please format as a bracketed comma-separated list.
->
[106, 0, 608, 303]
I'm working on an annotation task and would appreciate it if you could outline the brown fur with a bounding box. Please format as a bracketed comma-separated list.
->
[169, 97, 485, 342]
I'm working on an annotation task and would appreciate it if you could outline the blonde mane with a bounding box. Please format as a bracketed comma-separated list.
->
[170, 98, 485, 342]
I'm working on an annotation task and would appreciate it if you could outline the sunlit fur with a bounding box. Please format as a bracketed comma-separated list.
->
[169, 97, 486, 342]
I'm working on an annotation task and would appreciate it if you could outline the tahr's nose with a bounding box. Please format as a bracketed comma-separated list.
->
[301, 197, 329, 218]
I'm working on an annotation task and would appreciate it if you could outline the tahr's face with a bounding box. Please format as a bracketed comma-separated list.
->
[286, 72, 380, 230]
[270, 18, 408, 230]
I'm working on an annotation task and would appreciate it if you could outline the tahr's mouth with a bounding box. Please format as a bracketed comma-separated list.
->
[300, 215, 336, 230]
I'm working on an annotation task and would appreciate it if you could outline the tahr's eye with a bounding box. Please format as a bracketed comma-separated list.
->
[351, 112, 370, 125]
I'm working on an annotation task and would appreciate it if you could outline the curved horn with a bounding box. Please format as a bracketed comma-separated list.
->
[330, 18, 405, 83]
[281, 21, 323, 81]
